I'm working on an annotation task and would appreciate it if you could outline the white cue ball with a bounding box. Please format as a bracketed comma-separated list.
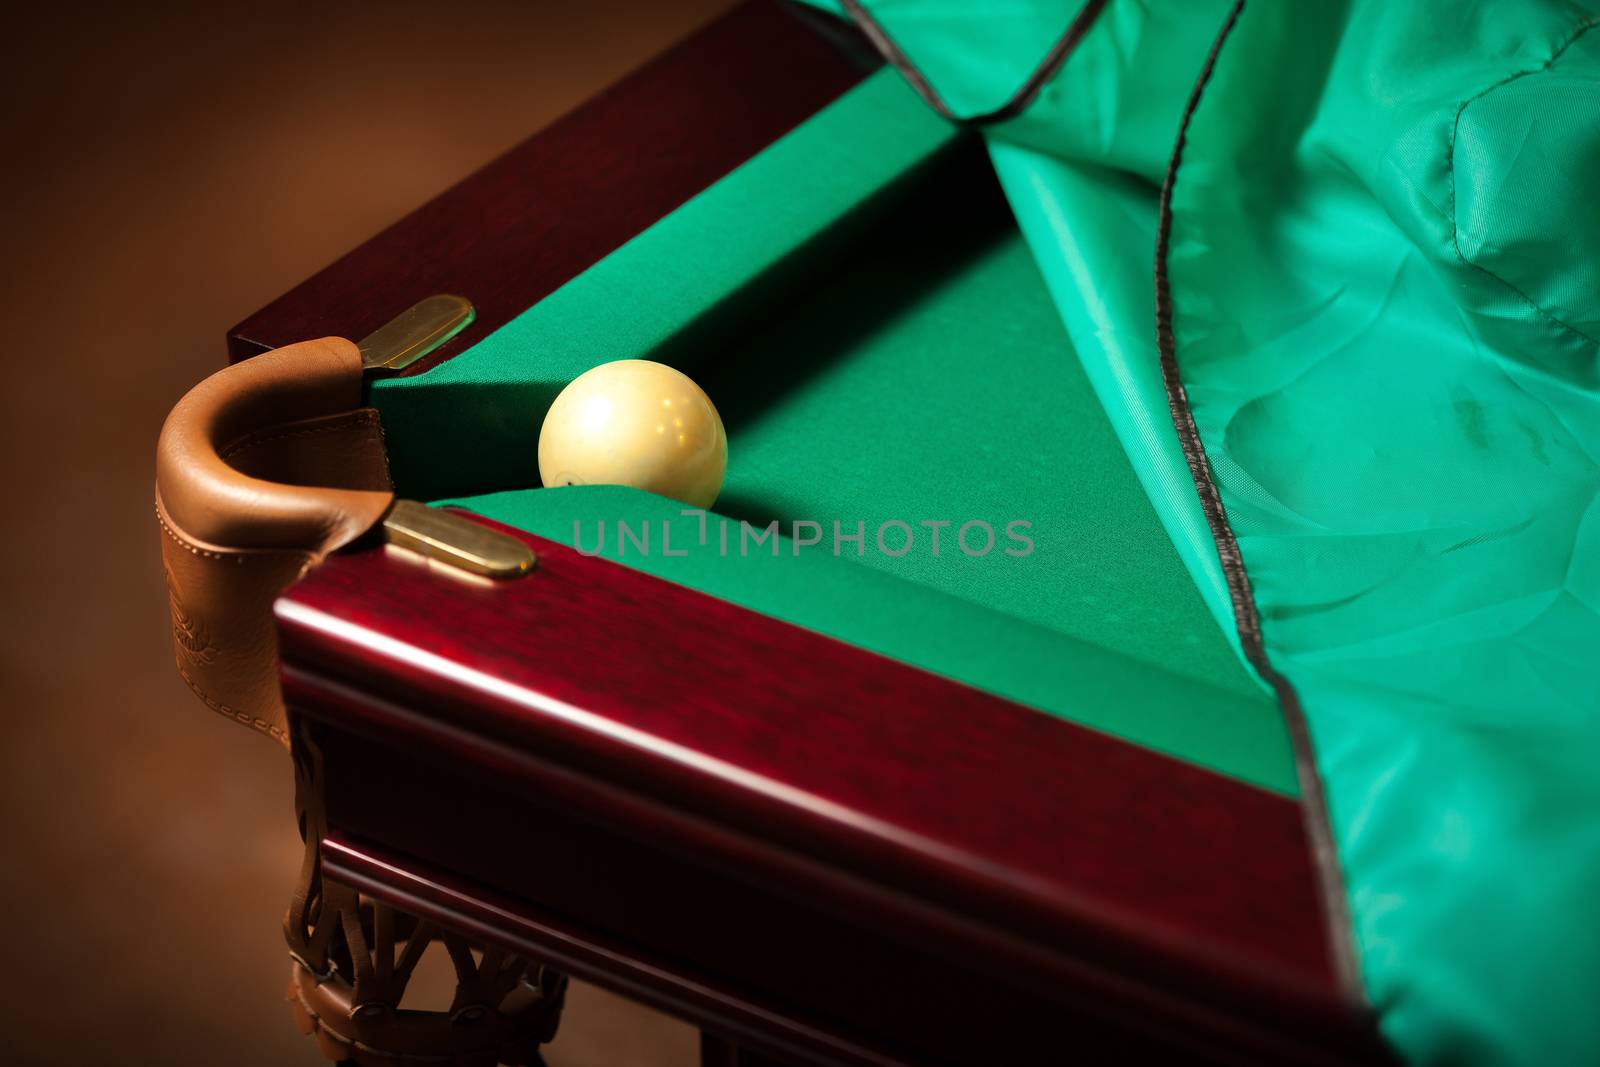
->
[538, 359, 727, 509]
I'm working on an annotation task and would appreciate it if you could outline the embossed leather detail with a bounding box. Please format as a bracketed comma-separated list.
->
[155, 338, 395, 745]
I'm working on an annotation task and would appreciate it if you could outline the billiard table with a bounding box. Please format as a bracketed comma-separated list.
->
[155, 3, 1407, 1064]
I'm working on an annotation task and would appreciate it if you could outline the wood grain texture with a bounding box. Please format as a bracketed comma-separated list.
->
[226, 1, 877, 368]
[279, 519, 1387, 1065]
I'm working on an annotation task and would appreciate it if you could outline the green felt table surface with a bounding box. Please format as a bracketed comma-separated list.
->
[373, 70, 1293, 795]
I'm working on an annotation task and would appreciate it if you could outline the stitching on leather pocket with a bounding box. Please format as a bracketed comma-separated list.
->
[220, 408, 383, 464]
[174, 658, 289, 745]
[154, 503, 312, 562]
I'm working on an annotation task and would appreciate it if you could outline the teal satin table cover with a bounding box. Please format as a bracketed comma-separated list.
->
[802, 1, 1600, 1063]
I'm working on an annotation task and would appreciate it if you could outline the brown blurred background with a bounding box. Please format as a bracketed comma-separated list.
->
[0, 3, 735, 1063]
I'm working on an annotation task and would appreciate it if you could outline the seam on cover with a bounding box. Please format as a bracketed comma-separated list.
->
[1151, 0, 1374, 1019]
[838, 0, 1108, 125]
[1446, 18, 1600, 346]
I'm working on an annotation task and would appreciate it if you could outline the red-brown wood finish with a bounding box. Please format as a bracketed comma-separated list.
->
[240, 2, 1390, 1062]
[278, 521, 1386, 1066]
[227, 1, 878, 368]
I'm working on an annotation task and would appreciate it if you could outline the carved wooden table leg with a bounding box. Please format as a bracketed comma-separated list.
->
[285, 718, 568, 1066]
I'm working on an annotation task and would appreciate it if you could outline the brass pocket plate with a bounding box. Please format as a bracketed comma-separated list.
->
[381, 500, 536, 579]
[358, 294, 475, 372]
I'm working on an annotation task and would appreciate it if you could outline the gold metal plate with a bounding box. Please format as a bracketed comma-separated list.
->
[358, 294, 475, 372]
[381, 499, 536, 579]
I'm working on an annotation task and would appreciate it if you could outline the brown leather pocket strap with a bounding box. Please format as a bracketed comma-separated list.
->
[156, 338, 395, 747]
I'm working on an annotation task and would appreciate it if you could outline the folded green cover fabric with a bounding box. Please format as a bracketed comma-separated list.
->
[804, 0, 1600, 1063]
